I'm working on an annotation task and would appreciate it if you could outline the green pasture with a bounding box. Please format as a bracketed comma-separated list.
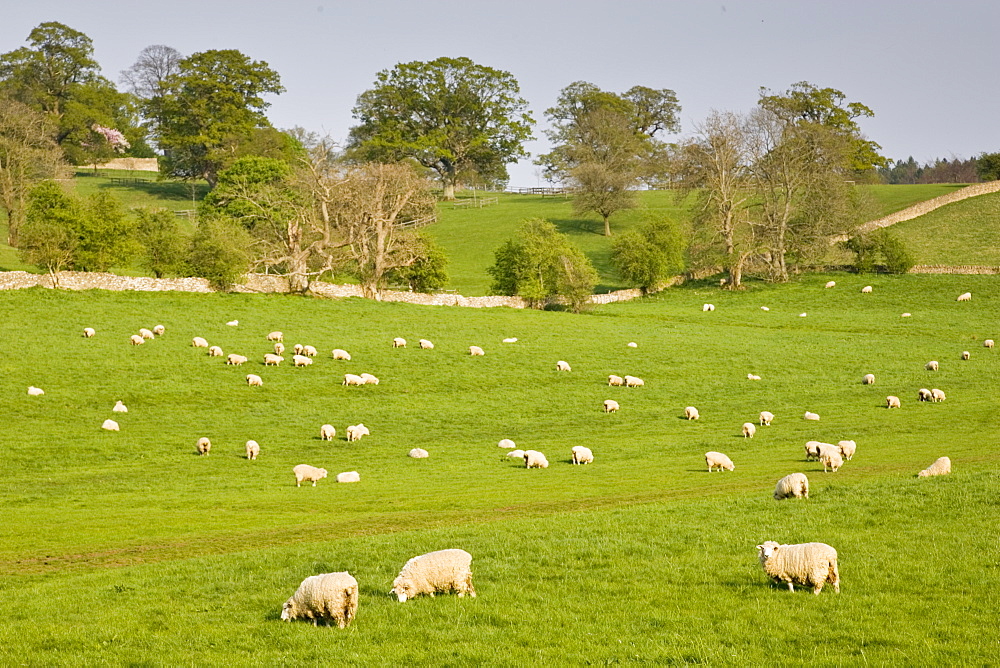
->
[2, 273, 999, 663]
[889, 191, 1000, 266]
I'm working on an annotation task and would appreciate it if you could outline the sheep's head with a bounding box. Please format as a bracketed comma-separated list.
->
[391, 580, 412, 602]
[280, 598, 296, 621]
[757, 541, 781, 560]
[317, 469, 328, 480]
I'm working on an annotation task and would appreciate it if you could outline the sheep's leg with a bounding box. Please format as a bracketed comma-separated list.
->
[786, 582, 794, 592]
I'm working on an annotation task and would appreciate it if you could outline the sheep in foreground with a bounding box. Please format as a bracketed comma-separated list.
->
[773, 473, 809, 500]
[409, 448, 429, 459]
[759, 411, 774, 426]
[153, 325, 165, 336]
[624, 375, 644, 387]
[837, 440, 857, 460]
[292, 354, 313, 367]
[419, 339, 434, 349]
[208, 346, 223, 357]
[556, 360, 571, 372]
[192, 337, 209, 348]
[497, 439, 516, 449]
[603, 399, 620, 413]
[918, 456, 951, 477]
[705, 451, 734, 472]
[961, 351, 970, 360]
[925, 360, 939, 371]
[274, 342, 285, 356]
[742, 422, 756, 438]
[684, 406, 700, 420]
[346, 424, 370, 442]
[246, 374, 263, 387]
[931, 388, 946, 402]
[343, 374, 364, 386]
[862, 373, 875, 385]
[391, 549, 475, 603]
[83, 327, 96, 338]
[702, 303, 715, 312]
[918, 388, 932, 402]
[804, 412, 820, 421]
[227, 354, 247, 366]
[320, 424, 336, 441]
[608, 374, 624, 386]
[27, 386, 44, 396]
[101, 419, 119, 431]
[757, 541, 839, 595]
[245, 440, 259, 460]
[264, 353, 284, 366]
[820, 448, 843, 472]
[267, 331, 284, 342]
[337, 471, 360, 483]
[523, 450, 549, 469]
[506, 449, 525, 459]
[196, 437, 211, 456]
[886, 395, 901, 409]
[985, 339, 995, 349]
[392, 337, 406, 348]
[130, 334, 145, 345]
[332, 349, 352, 361]
[139, 328, 155, 340]
[113, 400, 128, 413]
[861, 285, 872, 293]
[469, 345, 485, 356]
[293, 464, 328, 487]
[360, 373, 379, 385]
[957, 292, 971, 302]
[281, 572, 358, 628]
[572, 446, 594, 465]
[825, 281, 836, 288]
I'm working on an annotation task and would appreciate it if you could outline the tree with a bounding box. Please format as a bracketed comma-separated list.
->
[977, 152, 1000, 182]
[610, 218, 685, 292]
[73, 191, 138, 271]
[347, 57, 534, 199]
[146, 49, 284, 186]
[845, 229, 914, 274]
[18, 180, 79, 280]
[487, 218, 598, 311]
[187, 217, 253, 289]
[0, 99, 68, 246]
[387, 232, 449, 292]
[135, 208, 188, 277]
[120, 45, 182, 101]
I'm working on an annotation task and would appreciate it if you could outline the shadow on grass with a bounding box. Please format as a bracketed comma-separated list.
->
[95, 179, 209, 203]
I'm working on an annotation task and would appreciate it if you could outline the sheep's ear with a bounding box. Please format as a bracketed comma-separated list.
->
[755, 544, 763, 550]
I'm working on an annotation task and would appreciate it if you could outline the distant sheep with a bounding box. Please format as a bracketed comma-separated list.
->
[359, 373, 379, 385]
[346, 424, 370, 442]
[702, 303, 715, 312]
[918, 388, 932, 402]
[343, 374, 364, 386]
[757, 541, 839, 595]
[608, 374, 625, 386]
[523, 450, 549, 469]
[320, 424, 336, 441]
[886, 395, 901, 409]
[507, 449, 525, 459]
[293, 344, 304, 355]
[804, 441, 828, 461]
[773, 473, 809, 500]
[208, 346, 223, 357]
[572, 445, 594, 464]
[759, 411, 774, 426]
[804, 411, 820, 421]
[747, 373, 761, 381]
[603, 399, 620, 413]
[419, 339, 434, 349]
[27, 386, 44, 396]
[101, 419, 119, 431]
[918, 456, 951, 478]
[931, 388, 946, 402]
[861, 285, 872, 293]
[742, 422, 756, 438]
[226, 320, 239, 327]
[293, 464, 328, 487]
[336, 471, 360, 483]
[281, 572, 358, 628]
[292, 355, 313, 367]
[392, 337, 406, 348]
[961, 351, 970, 360]
[153, 325, 165, 336]
[825, 281, 836, 288]
[197, 437, 211, 456]
[497, 439, 516, 449]
[246, 374, 263, 387]
[705, 451, 735, 472]
[957, 292, 971, 302]
[139, 328, 155, 340]
[862, 373, 875, 385]
[685, 406, 700, 420]
[760, 306, 770, 311]
[624, 375, 644, 387]
[409, 448, 429, 459]
[227, 354, 247, 366]
[469, 345, 485, 356]
[274, 342, 285, 355]
[332, 349, 352, 361]
[820, 448, 843, 472]
[130, 334, 145, 345]
[799, 313, 808, 317]
[925, 360, 939, 371]
[556, 360, 571, 372]
[83, 327, 95, 338]
[837, 440, 856, 460]
[391, 549, 475, 603]
[264, 353, 284, 366]
[113, 400, 127, 413]
[267, 331, 284, 342]
[901, 313, 911, 318]
[985, 339, 994, 349]
[192, 337, 209, 348]
[503, 338, 518, 343]
[246, 440, 259, 460]
[627, 341, 638, 347]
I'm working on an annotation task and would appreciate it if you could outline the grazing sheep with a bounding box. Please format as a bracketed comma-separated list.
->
[246, 374, 263, 387]
[506, 449, 525, 459]
[702, 303, 715, 312]
[113, 400, 127, 413]
[130, 334, 145, 345]
[825, 281, 836, 288]
[153, 325, 165, 336]
[624, 375, 644, 387]
[627, 341, 638, 347]
[931, 388, 946, 402]
[293, 354, 313, 367]
[346, 424, 370, 442]
[227, 354, 248, 366]
[392, 337, 407, 348]
[391, 549, 475, 603]
[523, 450, 549, 469]
[804, 412, 820, 421]
[820, 448, 843, 472]
[925, 360, 939, 371]
[83, 327, 96, 338]
[192, 337, 209, 348]
[757, 541, 839, 595]
[196, 437, 211, 455]
[305, 344, 320, 357]
[886, 395, 901, 409]
[208, 346, 223, 357]
[320, 424, 336, 441]
[226, 320, 239, 326]
[957, 292, 972, 302]
[862, 373, 875, 385]
[27, 386, 44, 396]
[264, 354, 284, 366]
[901, 313, 911, 317]
[360, 373, 379, 385]
[742, 422, 756, 438]
[861, 285, 873, 293]
[267, 331, 284, 342]
[572, 445, 594, 464]
[332, 349, 352, 361]
[961, 351, 970, 360]
[343, 374, 364, 386]
[685, 406, 700, 420]
[799, 313, 808, 317]
[837, 440, 856, 460]
[918, 456, 951, 478]
[773, 473, 809, 500]
[503, 337, 518, 343]
[281, 572, 358, 628]
[705, 451, 735, 472]
[918, 388, 932, 402]
[293, 464, 328, 487]
[292, 344, 304, 356]
[497, 439, 516, 449]
[804, 441, 829, 461]
[274, 342, 285, 356]
[419, 339, 434, 349]
[409, 448, 429, 458]
[608, 374, 625, 386]
[101, 419, 119, 431]
[556, 360, 571, 372]
[985, 339, 994, 349]
[603, 399, 620, 413]
[139, 328, 155, 340]
[760, 306, 770, 311]
[246, 440, 259, 460]
[336, 471, 360, 483]
[747, 374, 761, 381]
[759, 411, 774, 426]
[469, 345, 485, 356]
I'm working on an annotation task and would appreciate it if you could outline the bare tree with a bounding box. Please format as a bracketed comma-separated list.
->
[119, 45, 182, 100]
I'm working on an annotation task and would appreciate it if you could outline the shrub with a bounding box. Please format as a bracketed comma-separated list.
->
[610, 217, 685, 292]
[135, 208, 189, 278]
[187, 217, 252, 289]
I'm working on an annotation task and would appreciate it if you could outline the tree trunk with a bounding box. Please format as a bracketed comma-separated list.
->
[442, 182, 456, 201]
[603, 214, 612, 237]
[727, 264, 743, 290]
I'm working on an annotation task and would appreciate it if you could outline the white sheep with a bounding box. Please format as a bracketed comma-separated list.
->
[825, 281, 836, 288]
[820, 448, 843, 472]
[336, 471, 360, 483]
[497, 439, 516, 449]
[742, 422, 756, 438]
[747, 374, 762, 381]
[925, 360, 939, 371]
[130, 334, 145, 345]
[293, 464, 328, 487]
[523, 450, 549, 469]
[343, 374, 364, 386]
[264, 353, 284, 366]
[961, 351, 970, 360]
[627, 341, 638, 347]
[226, 320, 238, 326]
[506, 449, 525, 459]
[392, 337, 407, 348]
[705, 451, 735, 472]
[603, 399, 620, 413]
[861, 285, 872, 293]
[320, 424, 336, 441]
[571, 445, 594, 465]
[799, 313, 808, 318]
[901, 313, 912, 318]
[862, 373, 875, 385]
[292, 344, 304, 355]
[624, 375, 644, 387]
[757, 541, 840, 595]
[332, 349, 352, 361]
[409, 448, 429, 458]
[292, 354, 313, 367]
[469, 345, 485, 356]
[246, 440, 259, 460]
[196, 437, 211, 456]
[760, 306, 770, 311]
[139, 328, 155, 340]
[274, 342, 285, 356]
[113, 400, 128, 413]
[773, 473, 809, 500]
[419, 339, 434, 349]
[804, 412, 820, 421]
[917, 388, 932, 402]
[281, 572, 358, 628]
[804, 441, 828, 461]
[101, 419, 119, 431]
[246, 374, 263, 387]
[27, 386, 44, 396]
[918, 456, 951, 477]
[503, 337, 518, 343]
[346, 424, 370, 442]
[360, 373, 379, 385]
[153, 325, 165, 336]
[957, 292, 971, 302]
[759, 411, 774, 426]
[702, 303, 715, 312]
[931, 388, 946, 402]
[208, 346, 223, 357]
[227, 354, 247, 366]
[608, 374, 624, 386]
[192, 337, 209, 348]
[886, 395, 901, 409]
[391, 549, 475, 603]
[837, 440, 856, 460]
[267, 331, 284, 342]
[985, 339, 995, 349]
[684, 406, 700, 420]
[556, 360, 571, 372]
[83, 327, 96, 338]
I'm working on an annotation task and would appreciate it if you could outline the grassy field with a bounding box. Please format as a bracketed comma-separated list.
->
[888, 191, 1000, 266]
[2, 273, 999, 663]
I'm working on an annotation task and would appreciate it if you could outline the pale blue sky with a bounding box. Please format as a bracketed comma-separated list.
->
[3, 0, 998, 186]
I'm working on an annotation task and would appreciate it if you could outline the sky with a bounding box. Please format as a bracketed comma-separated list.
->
[3, 0, 999, 187]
